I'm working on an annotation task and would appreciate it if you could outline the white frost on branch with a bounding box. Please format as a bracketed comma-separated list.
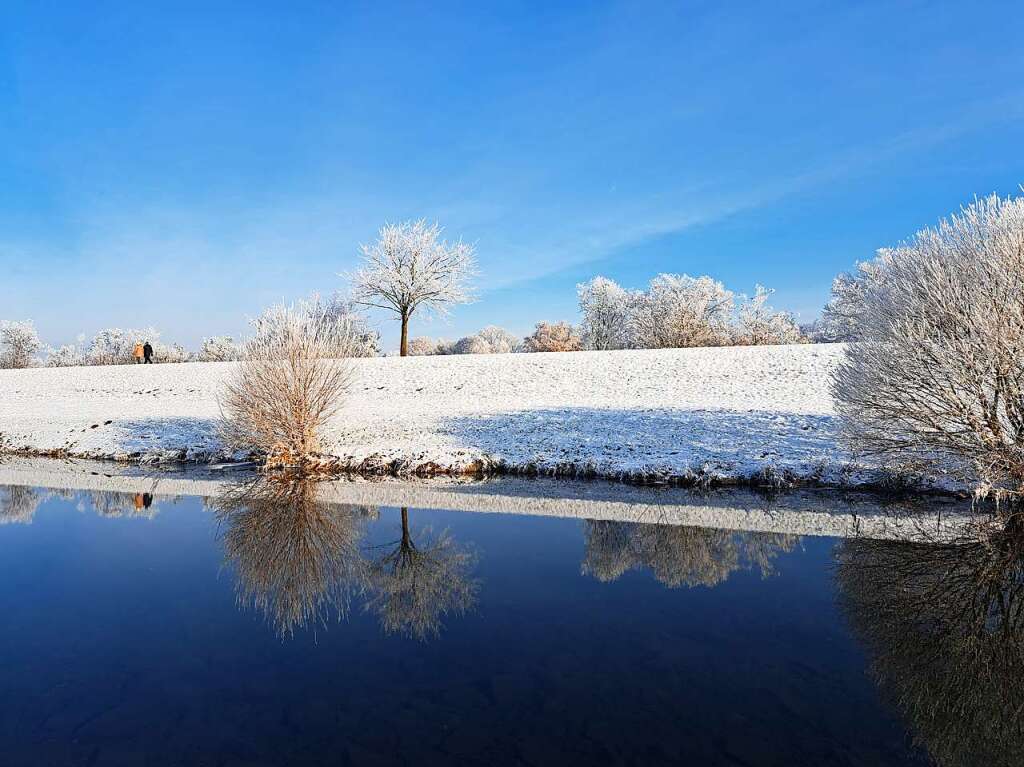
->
[578, 276, 633, 350]
[346, 220, 477, 355]
[408, 325, 519, 356]
[628, 274, 735, 349]
[0, 320, 42, 369]
[522, 321, 582, 352]
[198, 336, 244, 362]
[818, 255, 892, 342]
[832, 192, 1024, 498]
[733, 285, 804, 346]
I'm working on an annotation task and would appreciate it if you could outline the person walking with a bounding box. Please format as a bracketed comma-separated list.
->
[143, 341, 154, 364]
[133, 342, 145, 364]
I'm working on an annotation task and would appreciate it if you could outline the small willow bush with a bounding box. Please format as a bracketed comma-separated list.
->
[220, 298, 357, 467]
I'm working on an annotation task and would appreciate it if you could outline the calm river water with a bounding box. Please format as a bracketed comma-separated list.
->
[0, 476, 1015, 766]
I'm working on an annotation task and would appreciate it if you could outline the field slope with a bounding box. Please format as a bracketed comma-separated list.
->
[0, 344, 906, 488]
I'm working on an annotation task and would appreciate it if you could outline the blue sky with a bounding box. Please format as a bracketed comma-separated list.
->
[3, 0, 1023, 351]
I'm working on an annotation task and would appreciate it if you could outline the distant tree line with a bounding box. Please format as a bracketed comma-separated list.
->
[408, 273, 805, 355]
[0, 295, 379, 369]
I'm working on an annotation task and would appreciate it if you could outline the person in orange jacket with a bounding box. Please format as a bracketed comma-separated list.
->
[132, 342, 145, 364]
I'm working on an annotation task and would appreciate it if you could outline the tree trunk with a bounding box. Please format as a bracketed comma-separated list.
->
[400, 507, 410, 547]
[400, 312, 410, 357]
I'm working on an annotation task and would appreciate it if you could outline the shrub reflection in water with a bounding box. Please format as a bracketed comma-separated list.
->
[837, 513, 1024, 767]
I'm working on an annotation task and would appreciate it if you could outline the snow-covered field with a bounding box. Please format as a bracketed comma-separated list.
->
[0, 344, 910, 488]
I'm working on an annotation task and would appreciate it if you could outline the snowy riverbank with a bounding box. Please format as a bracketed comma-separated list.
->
[0, 457, 974, 541]
[0, 344, 940, 490]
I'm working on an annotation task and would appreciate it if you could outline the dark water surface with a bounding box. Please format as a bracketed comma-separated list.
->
[0, 482, 947, 765]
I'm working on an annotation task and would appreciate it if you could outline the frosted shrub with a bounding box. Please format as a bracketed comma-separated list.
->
[220, 299, 357, 467]
[628, 274, 734, 348]
[198, 336, 243, 362]
[45, 344, 85, 368]
[832, 193, 1024, 498]
[0, 320, 42, 368]
[733, 285, 805, 345]
[578, 276, 632, 350]
[522, 321, 582, 352]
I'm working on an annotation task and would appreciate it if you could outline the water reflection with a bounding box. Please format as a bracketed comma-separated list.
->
[213, 481, 478, 641]
[213, 478, 373, 637]
[582, 519, 798, 587]
[0, 484, 43, 524]
[1, 484, 177, 524]
[86, 489, 163, 518]
[837, 514, 1024, 767]
[365, 507, 479, 640]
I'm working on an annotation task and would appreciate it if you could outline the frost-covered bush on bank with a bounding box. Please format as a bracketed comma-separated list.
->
[220, 297, 359, 468]
[832, 192, 1024, 500]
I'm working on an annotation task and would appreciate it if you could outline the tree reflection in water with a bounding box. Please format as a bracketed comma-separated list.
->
[582, 519, 798, 587]
[0, 484, 42, 524]
[213, 478, 372, 638]
[86, 489, 164, 518]
[214, 484, 478, 641]
[836, 514, 1024, 767]
[365, 507, 479, 641]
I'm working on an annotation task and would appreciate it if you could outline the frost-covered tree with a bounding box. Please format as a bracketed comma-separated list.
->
[452, 335, 490, 354]
[321, 294, 380, 357]
[407, 336, 441, 356]
[577, 276, 632, 350]
[832, 193, 1024, 499]
[0, 320, 42, 369]
[45, 343, 85, 367]
[87, 327, 162, 365]
[473, 325, 519, 354]
[628, 274, 734, 348]
[152, 341, 190, 364]
[198, 336, 243, 362]
[521, 321, 582, 353]
[733, 285, 805, 345]
[348, 220, 477, 356]
[0, 485, 42, 524]
[819, 255, 891, 342]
